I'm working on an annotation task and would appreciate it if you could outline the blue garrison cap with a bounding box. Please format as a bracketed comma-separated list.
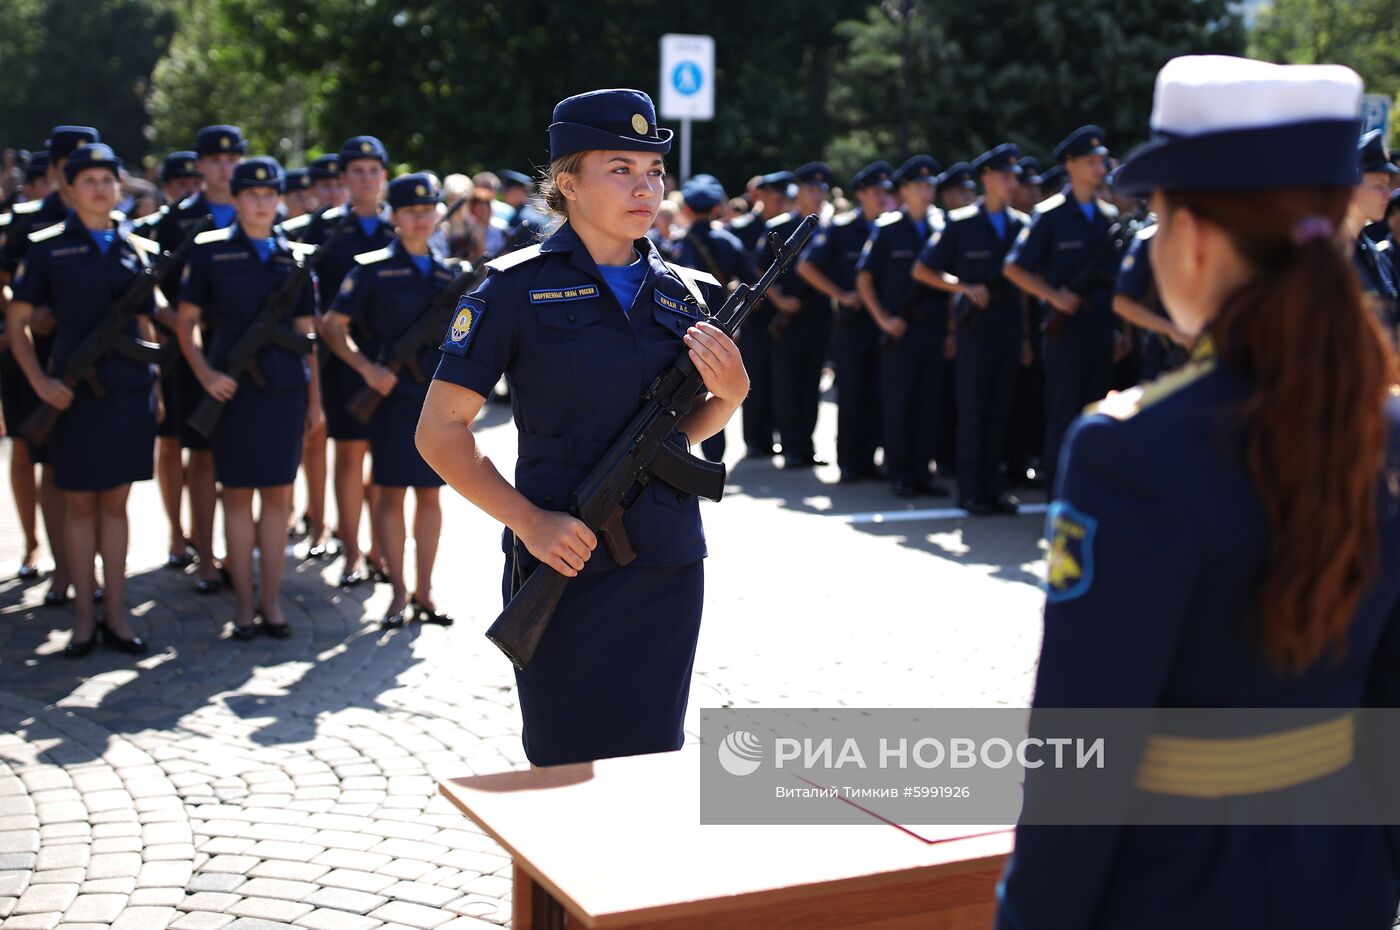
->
[160, 151, 201, 183]
[340, 136, 388, 167]
[231, 157, 284, 195]
[308, 154, 341, 180]
[46, 126, 99, 161]
[757, 170, 797, 192]
[1018, 156, 1045, 184]
[794, 161, 834, 188]
[194, 125, 247, 157]
[892, 154, 940, 186]
[1053, 125, 1108, 163]
[972, 144, 1022, 176]
[1359, 130, 1398, 176]
[681, 174, 726, 212]
[388, 173, 440, 209]
[284, 168, 312, 192]
[548, 88, 673, 162]
[1039, 165, 1067, 192]
[497, 169, 533, 189]
[24, 151, 50, 180]
[62, 143, 122, 183]
[937, 162, 976, 191]
[849, 160, 893, 191]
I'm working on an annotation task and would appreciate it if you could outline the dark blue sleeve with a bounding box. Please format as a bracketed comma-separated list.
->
[296, 270, 318, 318]
[330, 264, 371, 324]
[1114, 236, 1153, 301]
[432, 270, 515, 398]
[800, 226, 834, 269]
[854, 226, 886, 276]
[918, 222, 954, 273]
[995, 415, 1195, 930]
[9, 243, 50, 307]
[178, 247, 212, 309]
[1007, 210, 1052, 275]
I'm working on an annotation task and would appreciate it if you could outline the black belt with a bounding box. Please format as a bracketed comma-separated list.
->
[516, 430, 609, 466]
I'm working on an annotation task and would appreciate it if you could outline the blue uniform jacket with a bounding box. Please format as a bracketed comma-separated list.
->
[801, 210, 872, 292]
[919, 202, 1028, 337]
[432, 221, 720, 574]
[1006, 191, 1119, 338]
[154, 192, 235, 306]
[281, 204, 396, 319]
[179, 224, 317, 390]
[674, 221, 753, 289]
[996, 340, 1400, 930]
[1355, 232, 1398, 335]
[856, 208, 939, 318]
[0, 191, 68, 275]
[331, 239, 459, 399]
[11, 216, 156, 392]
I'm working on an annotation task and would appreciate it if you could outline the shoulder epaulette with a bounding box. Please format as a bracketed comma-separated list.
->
[486, 243, 544, 272]
[831, 210, 857, 227]
[1377, 238, 1392, 253]
[14, 200, 43, 216]
[175, 194, 202, 211]
[874, 211, 903, 228]
[128, 233, 160, 257]
[1088, 356, 1215, 420]
[1136, 224, 1159, 241]
[0, 213, 11, 228]
[322, 205, 348, 221]
[132, 207, 167, 227]
[280, 213, 314, 233]
[354, 246, 394, 266]
[764, 211, 794, 230]
[28, 223, 66, 244]
[109, 209, 127, 223]
[1097, 199, 1119, 219]
[194, 226, 233, 245]
[729, 213, 755, 230]
[1009, 208, 1030, 225]
[1035, 193, 1066, 214]
[286, 240, 317, 260]
[490, 215, 509, 232]
[946, 204, 978, 222]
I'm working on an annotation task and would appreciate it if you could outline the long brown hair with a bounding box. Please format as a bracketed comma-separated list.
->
[1163, 188, 1398, 673]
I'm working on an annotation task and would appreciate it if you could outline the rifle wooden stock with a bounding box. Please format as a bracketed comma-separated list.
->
[346, 360, 403, 425]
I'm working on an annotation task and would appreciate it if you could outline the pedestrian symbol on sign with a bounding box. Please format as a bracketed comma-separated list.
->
[672, 61, 703, 96]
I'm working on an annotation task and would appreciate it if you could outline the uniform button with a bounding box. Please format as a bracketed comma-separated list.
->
[542, 494, 554, 504]
[567, 312, 577, 322]
[676, 492, 685, 503]
[676, 322, 685, 333]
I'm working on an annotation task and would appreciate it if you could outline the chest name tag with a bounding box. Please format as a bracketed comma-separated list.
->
[50, 246, 91, 259]
[213, 251, 248, 262]
[654, 291, 695, 315]
[441, 295, 485, 357]
[529, 284, 599, 303]
[966, 250, 992, 260]
[376, 267, 412, 278]
[1056, 241, 1084, 251]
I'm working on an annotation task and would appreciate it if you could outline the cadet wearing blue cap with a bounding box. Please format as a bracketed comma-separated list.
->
[674, 173, 757, 462]
[322, 173, 456, 629]
[1012, 156, 1044, 214]
[496, 169, 533, 228]
[798, 160, 892, 482]
[856, 154, 951, 498]
[728, 171, 793, 254]
[152, 124, 247, 595]
[1349, 130, 1398, 339]
[307, 154, 347, 215]
[996, 56, 1400, 930]
[764, 161, 832, 467]
[936, 161, 977, 211]
[1, 125, 101, 606]
[913, 143, 1030, 514]
[1003, 124, 1118, 494]
[282, 168, 317, 220]
[7, 143, 157, 657]
[283, 134, 394, 587]
[418, 87, 747, 767]
[1111, 223, 1191, 382]
[177, 156, 323, 640]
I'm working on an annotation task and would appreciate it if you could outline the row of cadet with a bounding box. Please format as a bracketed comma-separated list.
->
[0, 125, 463, 657]
[0, 120, 1396, 656]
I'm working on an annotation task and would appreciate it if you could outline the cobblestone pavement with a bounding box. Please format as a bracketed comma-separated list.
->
[0, 391, 1049, 929]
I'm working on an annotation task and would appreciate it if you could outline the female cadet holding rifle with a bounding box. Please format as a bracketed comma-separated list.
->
[323, 173, 454, 630]
[177, 157, 322, 641]
[416, 89, 748, 767]
[7, 143, 157, 657]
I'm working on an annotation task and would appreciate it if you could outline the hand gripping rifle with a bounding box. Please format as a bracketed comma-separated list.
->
[344, 258, 482, 425]
[485, 214, 819, 669]
[21, 215, 214, 446]
[188, 212, 354, 438]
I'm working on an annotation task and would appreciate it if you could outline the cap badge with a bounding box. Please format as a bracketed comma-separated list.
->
[255, 167, 267, 180]
[92, 150, 106, 161]
[416, 184, 427, 196]
[184, 161, 193, 171]
[631, 114, 649, 135]
[220, 137, 230, 149]
[74, 140, 86, 150]
[361, 142, 373, 153]
[1090, 138, 1100, 147]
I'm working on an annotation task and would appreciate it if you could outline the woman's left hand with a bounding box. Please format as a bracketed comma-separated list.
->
[684, 322, 748, 405]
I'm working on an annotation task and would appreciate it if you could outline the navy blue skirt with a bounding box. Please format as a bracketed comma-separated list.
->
[503, 558, 704, 767]
[370, 392, 443, 488]
[0, 359, 34, 437]
[51, 383, 156, 492]
[211, 383, 305, 488]
[172, 356, 211, 451]
[322, 355, 371, 441]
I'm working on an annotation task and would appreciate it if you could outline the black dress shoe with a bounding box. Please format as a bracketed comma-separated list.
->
[194, 576, 223, 595]
[339, 568, 369, 587]
[891, 480, 919, 498]
[98, 622, 148, 655]
[17, 564, 41, 580]
[261, 619, 291, 640]
[164, 545, 197, 570]
[991, 494, 1022, 515]
[917, 477, 950, 497]
[411, 597, 454, 626]
[63, 634, 97, 658]
[381, 610, 406, 629]
[43, 587, 73, 607]
[230, 621, 259, 641]
[961, 498, 994, 516]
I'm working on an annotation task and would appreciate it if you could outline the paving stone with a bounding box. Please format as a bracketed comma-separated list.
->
[32, 847, 87, 872]
[365, 901, 453, 929]
[62, 893, 128, 923]
[110, 905, 179, 929]
[0, 831, 39, 855]
[225, 896, 315, 922]
[169, 913, 235, 930]
[0, 913, 63, 929]
[235, 878, 319, 902]
[186, 872, 247, 894]
[246, 861, 330, 883]
[382, 883, 457, 908]
[138, 861, 195, 888]
[310, 851, 391, 873]
[303, 886, 389, 914]
[244, 841, 324, 862]
[293, 909, 384, 930]
[201, 855, 260, 874]
[78, 877, 136, 895]
[13, 883, 78, 914]
[89, 837, 142, 855]
[128, 887, 187, 907]
[178, 891, 243, 912]
[317, 870, 396, 895]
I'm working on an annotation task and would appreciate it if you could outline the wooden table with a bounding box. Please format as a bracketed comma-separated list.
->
[438, 747, 1013, 929]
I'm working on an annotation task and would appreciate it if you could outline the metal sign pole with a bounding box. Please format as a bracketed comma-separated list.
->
[681, 118, 692, 184]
